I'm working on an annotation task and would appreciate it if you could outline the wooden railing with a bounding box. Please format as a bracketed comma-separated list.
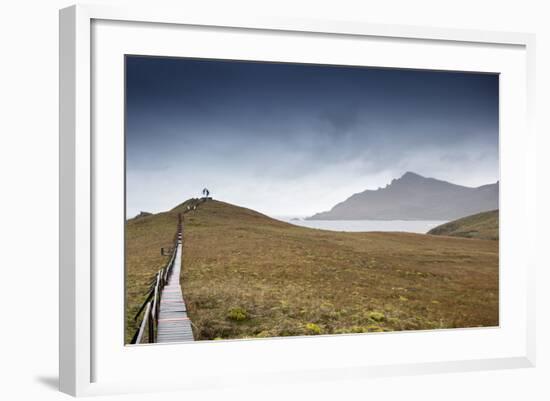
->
[130, 198, 210, 344]
[131, 213, 183, 344]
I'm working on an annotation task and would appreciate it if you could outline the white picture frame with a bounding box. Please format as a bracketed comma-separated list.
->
[59, 4, 536, 397]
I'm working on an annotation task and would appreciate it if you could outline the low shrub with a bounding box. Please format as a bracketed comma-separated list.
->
[367, 311, 385, 322]
[366, 325, 384, 332]
[305, 323, 322, 335]
[227, 307, 248, 321]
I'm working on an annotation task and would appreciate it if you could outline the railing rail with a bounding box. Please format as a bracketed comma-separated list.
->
[131, 213, 183, 344]
[130, 198, 208, 345]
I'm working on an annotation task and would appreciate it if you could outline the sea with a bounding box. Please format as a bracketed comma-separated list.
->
[272, 216, 447, 234]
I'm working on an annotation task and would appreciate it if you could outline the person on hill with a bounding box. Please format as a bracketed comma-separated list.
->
[202, 188, 210, 199]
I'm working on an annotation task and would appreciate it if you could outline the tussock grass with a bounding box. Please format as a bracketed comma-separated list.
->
[125, 199, 499, 343]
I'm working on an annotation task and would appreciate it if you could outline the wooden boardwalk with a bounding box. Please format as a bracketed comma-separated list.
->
[156, 232, 195, 343]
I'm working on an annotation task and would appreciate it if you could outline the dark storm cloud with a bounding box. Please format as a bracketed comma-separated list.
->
[125, 56, 498, 217]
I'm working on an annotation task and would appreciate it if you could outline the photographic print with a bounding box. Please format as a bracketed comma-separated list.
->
[125, 56, 499, 345]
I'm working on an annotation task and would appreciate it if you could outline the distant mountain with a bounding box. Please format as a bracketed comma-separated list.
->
[307, 172, 498, 221]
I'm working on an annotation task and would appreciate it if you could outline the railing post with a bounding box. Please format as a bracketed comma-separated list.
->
[155, 272, 161, 320]
[148, 306, 154, 343]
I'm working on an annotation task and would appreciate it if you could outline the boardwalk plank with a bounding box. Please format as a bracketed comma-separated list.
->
[156, 237, 195, 343]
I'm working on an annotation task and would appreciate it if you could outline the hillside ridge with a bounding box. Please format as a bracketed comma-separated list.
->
[428, 209, 499, 240]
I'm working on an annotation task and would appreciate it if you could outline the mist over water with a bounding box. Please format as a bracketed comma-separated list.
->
[273, 216, 447, 234]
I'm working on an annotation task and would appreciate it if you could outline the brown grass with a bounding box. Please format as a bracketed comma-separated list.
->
[125, 199, 499, 343]
[428, 210, 499, 240]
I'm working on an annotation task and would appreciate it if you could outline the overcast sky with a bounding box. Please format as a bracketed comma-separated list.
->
[125, 56, 499, 218]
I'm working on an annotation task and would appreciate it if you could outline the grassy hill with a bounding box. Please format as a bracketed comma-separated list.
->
[125, 199, 498, 343]
[428, 210, 499, 240]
